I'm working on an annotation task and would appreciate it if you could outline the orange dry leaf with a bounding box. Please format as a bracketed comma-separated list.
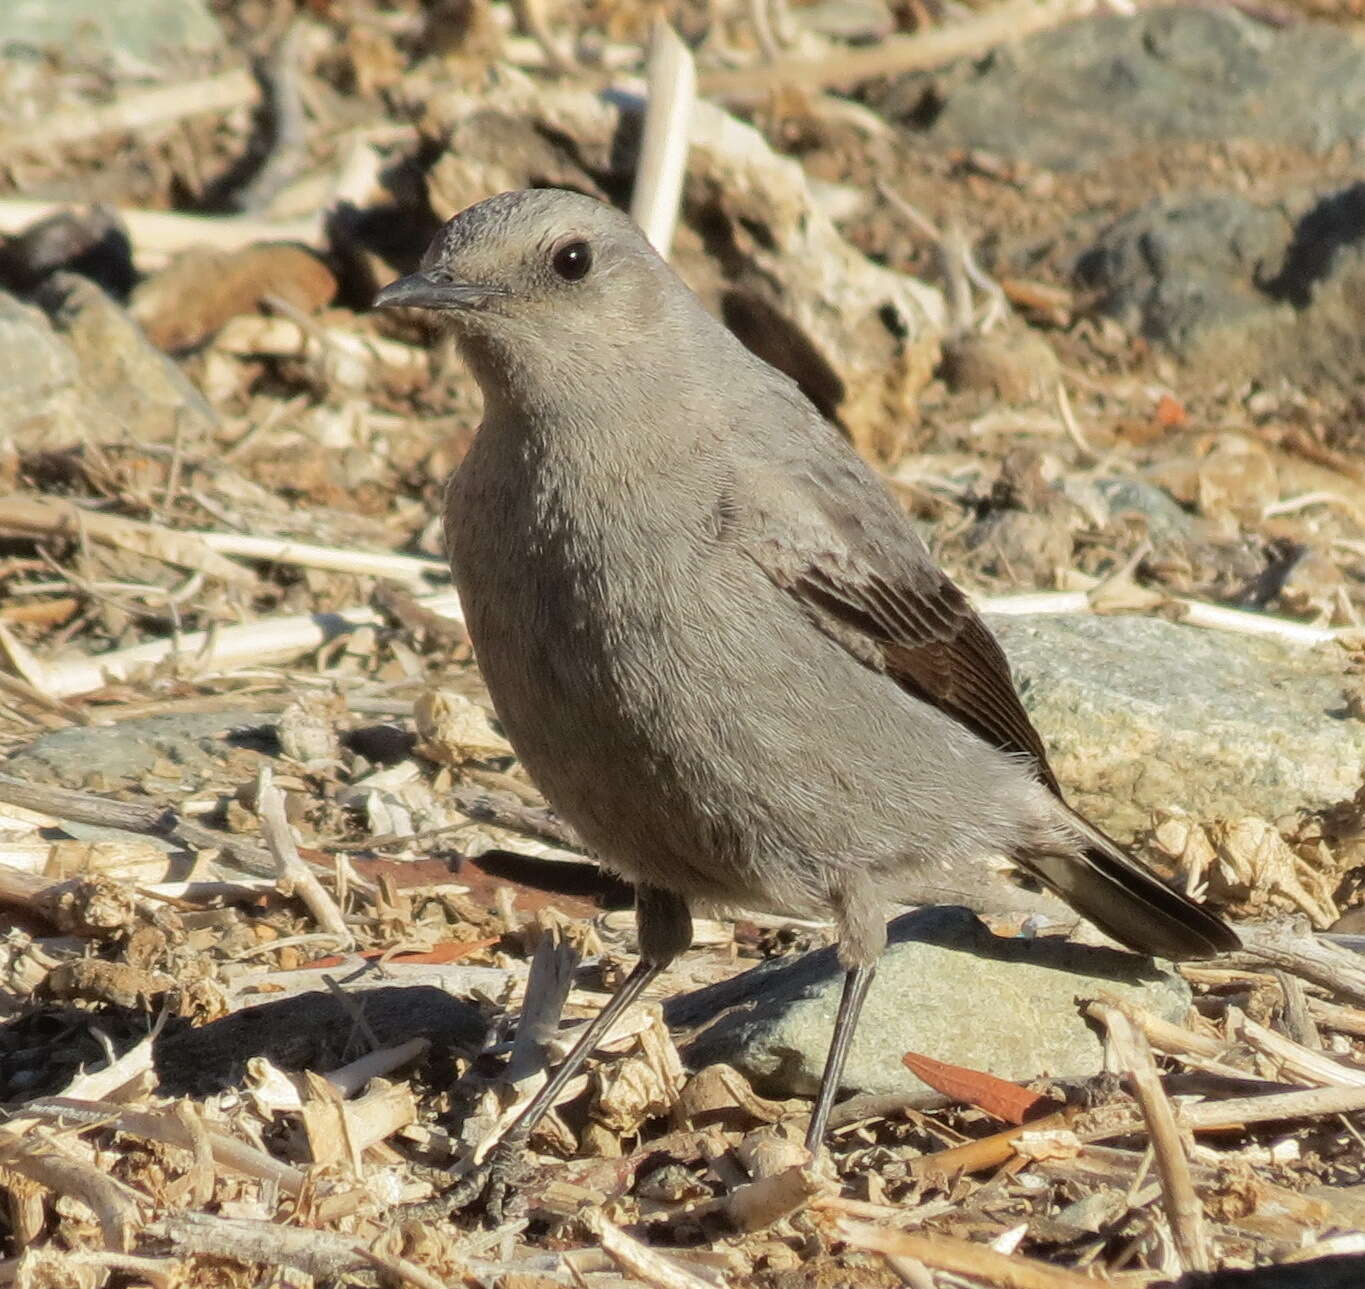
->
[293, 937, 499, 971]
[901, 1050, 1052, 1125]
[1154, 392, 1188, 428]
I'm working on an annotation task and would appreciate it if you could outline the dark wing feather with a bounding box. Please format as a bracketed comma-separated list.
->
[736, 439, 1239, 960]
[776, 554, 1063, 798]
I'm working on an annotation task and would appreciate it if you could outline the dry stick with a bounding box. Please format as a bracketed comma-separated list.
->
[1098, 1006, 1209, 1273]
[0, 772, 279, 881]
[1177, 1083, 1365, 1131]
[1226, 1009, 1365, 1088]
[699, 0, 1096, 97]
[0, 1250, 182, 1289]
[838, 1221, 1113, 1289]
[509, 0, 579, 73]
[0, 200, 322, 267]
[581, 1211, 721, 1289]
[3, 496, 449, 590]
[334, 788, 578, 850]
[23, 1097, 308, 1196]
[257, 766, 353, 949]
[326, 1037, 430, 1098]
[1309, 998, 1365, 1038]
[726, 1164, 829, 1232]
[1085, 994, 1257, 1082]
[471, 924, 583, 1163]
[978, 587, 1350, 648]
[630, 19, 696, 259]
[197, 531, 447, 585]
[150, 1211, 447, 1289]
[0, 665, 88, 723]
[231, 19, 310, 214]
[0, 68, 259, 158]
[915, 1084, 1365, 1183]
[0, 496, 257, 589]
[33, 592, 465, 699]
[1234, 922, 1365, 1009]
[214, 313, 427, 376]
[0, 1132, 143, 1252]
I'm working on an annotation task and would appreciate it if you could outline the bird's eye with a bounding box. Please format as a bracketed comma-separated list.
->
[551, 239, 592, 281]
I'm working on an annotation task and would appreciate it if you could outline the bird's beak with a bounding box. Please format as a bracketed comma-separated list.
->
[372, 272, 499, 312]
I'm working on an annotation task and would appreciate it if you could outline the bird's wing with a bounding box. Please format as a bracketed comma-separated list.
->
[741, 450, 1063, 798]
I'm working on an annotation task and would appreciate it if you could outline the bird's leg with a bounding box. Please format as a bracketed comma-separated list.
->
[804, 962, 877, 1155]
[479, 955, 661, 1216]
[426, 885, 693, 1223]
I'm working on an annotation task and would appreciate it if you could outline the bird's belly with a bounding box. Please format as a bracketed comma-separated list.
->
[451, 488, 1047, 919]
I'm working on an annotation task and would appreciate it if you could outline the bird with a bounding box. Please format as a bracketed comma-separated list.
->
[374, 187, 1238, 1195]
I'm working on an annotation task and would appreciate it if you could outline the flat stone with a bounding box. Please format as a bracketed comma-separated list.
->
[0, 0, 227, 74]
[990, 613, 1365, 838]
[2, 711, 274, 790]
[669, 907, 1188, 1098]
[879, 9, 1365, 171]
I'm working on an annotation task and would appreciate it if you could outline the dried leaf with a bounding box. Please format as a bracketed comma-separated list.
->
[901, 1049, 1052, 1125]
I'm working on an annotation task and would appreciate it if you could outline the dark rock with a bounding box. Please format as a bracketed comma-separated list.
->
[0, 207, 135, 299]
[1175, 1254, 1365, 1289]
[1075, 185, 1365, 387]
[1075, 194, 1290, 352]
[879, 9, 1365, 170]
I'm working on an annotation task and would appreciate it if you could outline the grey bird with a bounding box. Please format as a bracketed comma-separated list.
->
[375, 188, 1238, 1186]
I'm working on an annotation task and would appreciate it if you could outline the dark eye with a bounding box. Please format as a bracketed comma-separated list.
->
[551, 240, 592, 281]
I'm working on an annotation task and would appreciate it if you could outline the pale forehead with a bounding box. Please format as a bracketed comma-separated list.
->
[420, 189, 633, 268]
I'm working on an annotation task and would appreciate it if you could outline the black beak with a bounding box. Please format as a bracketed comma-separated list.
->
[372, 272, 498, 311]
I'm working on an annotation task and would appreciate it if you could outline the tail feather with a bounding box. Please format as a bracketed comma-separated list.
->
[1022, 810, 1240, 962]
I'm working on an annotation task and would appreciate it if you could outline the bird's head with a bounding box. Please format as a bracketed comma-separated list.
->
[373, 189, 678, 350]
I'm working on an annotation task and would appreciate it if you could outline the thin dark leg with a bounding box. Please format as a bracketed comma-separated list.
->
[405, 959, 664, 1222]
[805, 963, 877, 1154]
[499, 956, 662, 1145]
[404, 885, 693, 1222]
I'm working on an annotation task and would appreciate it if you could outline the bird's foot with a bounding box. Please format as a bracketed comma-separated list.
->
[395, 1140, 529, 1226]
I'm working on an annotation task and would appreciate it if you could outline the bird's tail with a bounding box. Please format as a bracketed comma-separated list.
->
[1022, 809, 1240, 961]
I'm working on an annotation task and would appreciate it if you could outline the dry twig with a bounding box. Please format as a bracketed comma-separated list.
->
[1097, 1005, 1210, 1273]
[257, 765, 353, 949]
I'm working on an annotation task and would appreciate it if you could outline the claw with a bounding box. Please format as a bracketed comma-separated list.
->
[393, 1139, 531, 1226]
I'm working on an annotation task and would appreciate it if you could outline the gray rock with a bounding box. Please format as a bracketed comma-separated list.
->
[1076, 195, 1290, 353]
[879, 8, 1365, 170]
[35, 273, 217, 445]
[667, 906, 1189, 1098]
[990, 613, 1365, 838]
[0, 0, 227, 74]
[1090, 477, 1193, 541]
[0, 292, 91, 449]
[2, 710, 274, 789]
[0, 277, 217, 449]
[1076, 184, 1365, 387]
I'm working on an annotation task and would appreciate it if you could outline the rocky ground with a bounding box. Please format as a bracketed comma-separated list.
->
[2, 1, 1365, 1286]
